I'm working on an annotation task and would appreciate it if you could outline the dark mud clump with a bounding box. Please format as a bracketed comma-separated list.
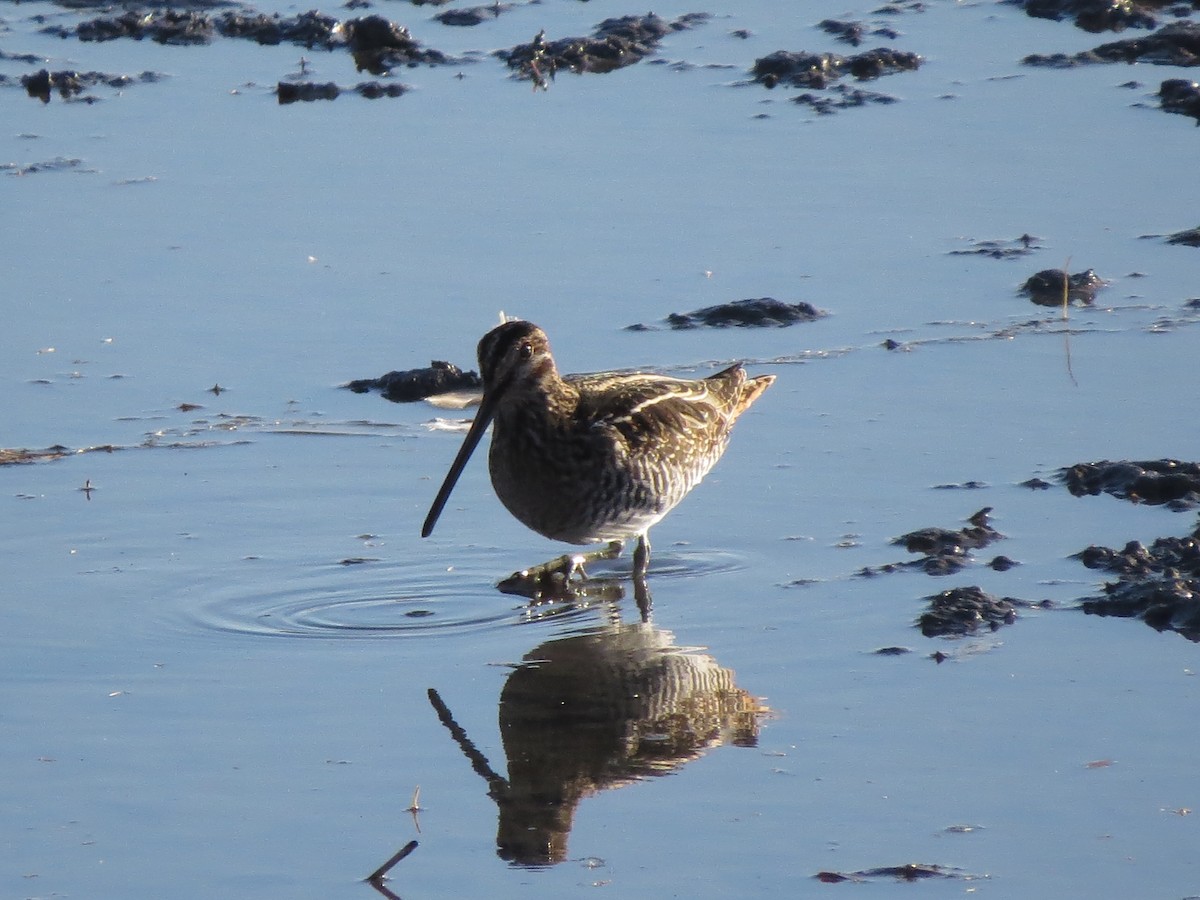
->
[789, 84, 902, 114]
[1, 446, 74, 466]
[346, 360, 481, 402]
[1159, 78, 1200, 123]
[214, 10, 340, 46]
[751, 47, 921, 113]
[20, 68, 162, 103]
[499, 13, 710, 85]
[918, 586, 1022, 637]
[1012, 0, 1163, 33]
[948, 233, 1042, 259]
[344, 15, 448, 74]
[1062, 459, 1200, 509]
[1024, 21, 1200, 68]
[751, 47, 921, 89]
[70, 9, 217, 44]
[656, 298, 824, 330]
[1165, 224, 1200, 246]
[893, 507, 1004, 576]
[48, 9, 450, 70]
[277, 80, 408, 103]
[1076, 518, 1200, 641]
[435, 3, 513, 26]
[1019, 268, 1104, 306]
[818, 19, 900, 47]
[817, 863, 968, 884]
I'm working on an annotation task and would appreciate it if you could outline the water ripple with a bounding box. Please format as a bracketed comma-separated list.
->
[176, 548, 747, 641]
[179, 560, 514, 641]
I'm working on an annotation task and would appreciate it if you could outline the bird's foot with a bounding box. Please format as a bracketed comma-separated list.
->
[497, 541, 625, 602]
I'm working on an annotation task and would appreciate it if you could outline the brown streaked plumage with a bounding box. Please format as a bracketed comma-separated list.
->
[421, 320, 774, 580]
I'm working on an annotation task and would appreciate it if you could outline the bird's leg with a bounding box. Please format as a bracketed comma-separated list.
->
[631, 533, 652, 618]
[632, 534, 650, 581]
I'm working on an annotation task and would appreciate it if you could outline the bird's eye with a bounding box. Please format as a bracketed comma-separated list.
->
[519, 342, 533, 360]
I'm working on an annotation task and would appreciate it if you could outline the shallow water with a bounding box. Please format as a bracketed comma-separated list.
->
[4, 0, 1200, 896]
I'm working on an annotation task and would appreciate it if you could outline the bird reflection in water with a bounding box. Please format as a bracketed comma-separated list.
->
[428, 610, 767, 866]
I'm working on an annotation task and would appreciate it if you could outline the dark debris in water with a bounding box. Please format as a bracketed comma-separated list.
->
[1023, 21, 1200, 69]
[1076, 517, 1200, 641]
[918, 585, 1047, 638]
[499, 13, 710, 87]
[1061, 459, 1200, 509]
[17, 68, 164, 104]
[790, 83, 900, 113]
[434, 3, 514, 27]
[889, 507, 1005, 577]
[1164, 224, 1200, 246]
[277, 80, 408, 103]
[345, 360, 481, 403]
[1019, 268, 1104, 307]
[818, 19, 900, 47]
[1009, 0, 1165, 33]
[44, 9, 452, 72]
[344, 15, 448, 74]
[2, 157, 92, 175]
[1, 444, 120, 466]
[630, 298, 824, 331]
[948, 233, 1042, 259]
[1159, 79, 1200, 123]
[751, 47, 921, 89]
[816, 863, 969, 883]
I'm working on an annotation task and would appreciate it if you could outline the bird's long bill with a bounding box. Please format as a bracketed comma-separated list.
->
[420, 393, 497, 538]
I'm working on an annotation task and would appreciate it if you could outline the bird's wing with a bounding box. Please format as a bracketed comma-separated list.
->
[571, 371, 739, 450]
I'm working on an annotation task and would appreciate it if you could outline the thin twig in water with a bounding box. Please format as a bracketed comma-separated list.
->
[1061, 256, 1078, 387]
[366, 839, 418, 886]
[406, 786, 422, 833]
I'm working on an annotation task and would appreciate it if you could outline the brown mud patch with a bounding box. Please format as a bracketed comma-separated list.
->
[628, 298, 824, 331]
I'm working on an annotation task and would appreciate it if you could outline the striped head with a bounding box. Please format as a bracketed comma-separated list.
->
[476, 320, 558, 399]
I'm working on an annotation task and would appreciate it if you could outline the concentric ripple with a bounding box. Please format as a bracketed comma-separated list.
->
[174, 548, 748, 641]
[177, 558, 516, 640]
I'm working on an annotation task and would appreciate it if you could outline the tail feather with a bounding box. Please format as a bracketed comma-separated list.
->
[735, 373, 775, 418]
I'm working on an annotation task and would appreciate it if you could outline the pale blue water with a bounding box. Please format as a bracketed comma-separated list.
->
[4, 0, 1200, 897]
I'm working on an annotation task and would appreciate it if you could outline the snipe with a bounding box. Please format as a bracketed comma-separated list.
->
[421, 320, 774, 591]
